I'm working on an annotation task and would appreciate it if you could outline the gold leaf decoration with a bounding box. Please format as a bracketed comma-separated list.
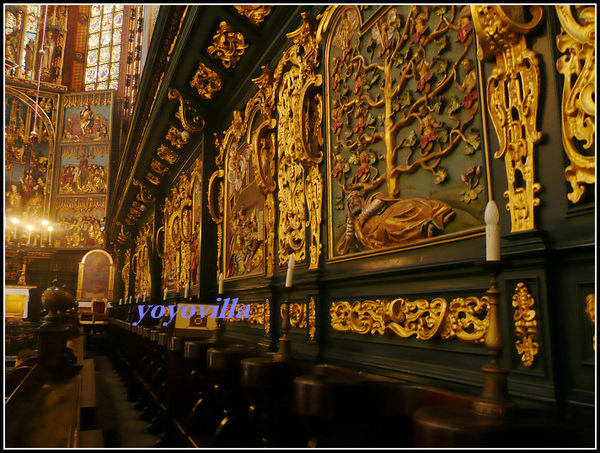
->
[512, 282, 539, 367]
[190, 62, 223, 99]
[555, 6, 595, 204]
[331, 296, 489, 342]
[157, 144, 178, 165]
[208, 21, 249, 69]
[586, 293, 595, 350]
[309, 297, 316, 340]
[234, 5, 273, 25]
[471, 5, 544, 232]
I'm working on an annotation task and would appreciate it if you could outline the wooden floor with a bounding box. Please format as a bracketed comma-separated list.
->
[81, 354, 161, 448]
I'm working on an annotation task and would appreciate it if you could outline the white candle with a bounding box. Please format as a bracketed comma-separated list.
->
[129, 296, 133, 304]
[142, 294, 146, 303]
[164, 288, 168, 300]
[286, 255, 295, 287]
[184, 283, 189, 299]
[119, 298, 123, 305]
[485, 200, 501, 261]
[135, 295, 140, 304]
[218, 273, 224, 295]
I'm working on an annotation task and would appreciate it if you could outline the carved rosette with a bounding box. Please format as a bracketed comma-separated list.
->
[190, 62, 223, 99]
[331, 296, 489, 342]
[471, 5, 543, 232]
[277, 13, 324, 269]
[512, 282, 539, 367]
[208, 21, 249, 69]
[555, 6, 595, 204]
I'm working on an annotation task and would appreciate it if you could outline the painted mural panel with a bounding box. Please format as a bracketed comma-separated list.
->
[55, 197, 106, 248]
[58, 143, 109, 194]
[326, 5, 488, 260]
[60, 91, 112, 143]
[224, 142, 266, 280]
[5, 89, 58, 222]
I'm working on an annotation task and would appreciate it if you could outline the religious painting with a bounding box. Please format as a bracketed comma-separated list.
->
[5, 89, 57, 222]
[58, 144, 109, 194]
[224, 142, 266, 280]
[61, 102, 111, 143]
[326, 5, 489, 260]
[77, 249, 114, 301]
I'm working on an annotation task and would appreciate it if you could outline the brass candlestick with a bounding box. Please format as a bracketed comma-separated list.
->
[473, 260, 515, 417]
[274, 286, 293, 362]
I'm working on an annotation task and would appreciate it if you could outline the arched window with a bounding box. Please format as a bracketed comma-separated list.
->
[84, 5, 124, 91]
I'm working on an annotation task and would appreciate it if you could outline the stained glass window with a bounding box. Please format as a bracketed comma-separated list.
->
[85, 4, 123, 91]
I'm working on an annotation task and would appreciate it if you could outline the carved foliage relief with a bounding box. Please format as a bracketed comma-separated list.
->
[326, 6, 487, 259]
[555, 6, 595, 204]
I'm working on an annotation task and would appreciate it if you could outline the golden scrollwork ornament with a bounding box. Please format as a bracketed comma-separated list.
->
[512, 282, 539, 367]
[167, 88, 206, 134]
[157, 144, 179, 165]
[166, 125, 190, 149]
[555, 6, 595, 204]
[234, 5, 272, 26]
[471, 5, 544, 232]
[330, 296, 489, 342]
[308, 297, 316, 340]
[190, 62, 223, 99]
[208, 21, 249, 69]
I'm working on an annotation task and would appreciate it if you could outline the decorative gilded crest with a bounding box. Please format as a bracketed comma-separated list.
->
[190, 62, 223, 99]
[234, 5, 272, 26]
[165, 125, 190, 149]
[331, 295, 489, 342]
[471, 5, 544, 232]
[150, 159, 169, 176]
[555, 6, 595, 204]
[133, 178, 156, 204]
[167, 88, 206, 134]
[146, 172, 161, 186]
[512, 282, 539, 367]
[208, 21, 249, 69]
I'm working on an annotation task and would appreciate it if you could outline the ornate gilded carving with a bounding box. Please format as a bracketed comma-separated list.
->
[281, 303, 307, 329]
[331, 296, 489, 342]
[234, 5, 272, 25]
[190, 62, 223, 99]
[146, 172, 161, 186]
[512, 282, 539, 367]
[555, 6, 595, 204]
[157, 144, 179, 165]
[224, 302, 266, 326]
[165, 125, 190, 149]
[133, 219, 153, 298]
[308, 297, 316, 340]
[150, 159, 169, 176]
[133, 178, 156, 204]
[471, 6, 543, 232]
[162, 172, 193, 293]
[208, 21, 249, 69]
[265, 298, 271, 334]
[167, 88, 206, 134]
[586, 293, 595, 351]
[121, 249, 131, 300]
[277, 13, 324, 268]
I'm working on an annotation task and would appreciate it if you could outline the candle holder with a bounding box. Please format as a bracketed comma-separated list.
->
[473, 260, 515, 417]
[273, 286, 293, 362]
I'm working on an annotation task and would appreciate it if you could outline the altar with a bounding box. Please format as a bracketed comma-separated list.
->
[5, 285, 37, 320]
